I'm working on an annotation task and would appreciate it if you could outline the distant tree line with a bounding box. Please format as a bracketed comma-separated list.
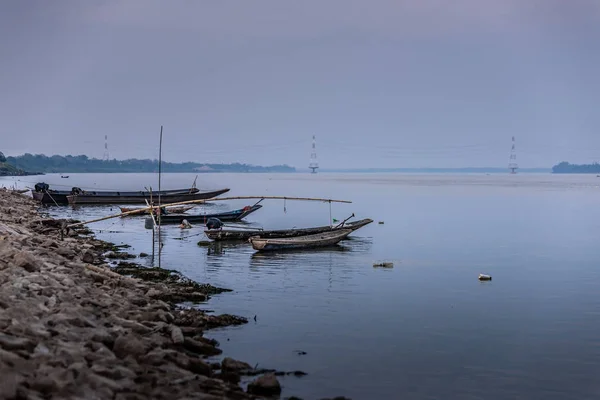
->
[552, 162, 600, 174]
[4, 153, 295, 174]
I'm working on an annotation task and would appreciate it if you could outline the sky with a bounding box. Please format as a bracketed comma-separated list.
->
[1, 0, 599, 169]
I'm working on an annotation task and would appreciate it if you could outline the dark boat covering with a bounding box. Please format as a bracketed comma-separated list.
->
[204, 218, 373, 241]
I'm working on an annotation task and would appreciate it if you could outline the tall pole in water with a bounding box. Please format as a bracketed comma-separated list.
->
[103, 135, 109, 161]
[158, 126, 163, 268]
[309, 135, 319, 173]
[509, 136, 518, 174]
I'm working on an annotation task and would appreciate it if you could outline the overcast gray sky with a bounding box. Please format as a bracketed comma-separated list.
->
[1, 0, 599, 169]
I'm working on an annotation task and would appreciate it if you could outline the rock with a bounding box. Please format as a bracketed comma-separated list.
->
[222, 357, 252, 372]
[0, 348, 27, 367]
[183, 337, 222, 356]
[0, 332, 36, 352]
[112, 334, 147, 359]
[139, 252, 149, 257]
[214, 371, 241, 384]
[187, 357, 211, 376]
[13, 250, 39, 272]
[46, 295, 57, 308]
[247, 373, 282, 396]
[82, 250, 95, 264]
[170, 326, 184, 344]
[0, 372, 20, 399]
[146, 288, 162, 298]
[91, 331, 115, 348]
[34, 343, 50, 355]
[56, 247, 75, 259]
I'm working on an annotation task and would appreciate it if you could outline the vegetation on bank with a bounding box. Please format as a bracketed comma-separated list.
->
[5, 153, 296, 173]
[552, 162, 600, 174]
[0, 151, 38, 176]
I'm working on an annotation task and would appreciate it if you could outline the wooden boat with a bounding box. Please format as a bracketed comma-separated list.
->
[31, 182, 206, 205]
[119, 205, 196, 216]
[249, 229, 353, 252]
[67, 187, 229, 205]
[144, 204, 263, 225]
[205, 218, 373, 241]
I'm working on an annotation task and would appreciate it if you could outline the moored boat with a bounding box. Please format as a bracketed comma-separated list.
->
[67, 187, 229, 205]
[205, 218, 373, 241]
[249, 229, 353, 252]
[31, 182, 208, 205]
[144, 204, 262, 226]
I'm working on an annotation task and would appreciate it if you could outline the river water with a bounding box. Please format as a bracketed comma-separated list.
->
[3, 172, 600, 400]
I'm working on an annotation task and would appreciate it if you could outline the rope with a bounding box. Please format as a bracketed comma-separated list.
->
[44, 189, 60, 206]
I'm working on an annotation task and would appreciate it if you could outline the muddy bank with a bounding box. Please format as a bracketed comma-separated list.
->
[0, 190, 314, 399]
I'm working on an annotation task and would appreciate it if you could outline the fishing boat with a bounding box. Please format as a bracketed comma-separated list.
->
[119, 205, 196, 216]
[66, 187, 229, 205]
[205, 218, 373, 241]
[8, 188, 29, 194]
[144, 204, 263, 225]
[31, 182, 208, 205]
[249, 229, 353, 252]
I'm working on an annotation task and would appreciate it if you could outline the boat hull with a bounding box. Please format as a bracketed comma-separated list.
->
[249, 229, 353, 251]
[32, 186, 206, 205]
[145, 204, 262, 225]
[31, 190, 70, 204]
[205, 218, 373, 241]
[67, 188, 229, 205]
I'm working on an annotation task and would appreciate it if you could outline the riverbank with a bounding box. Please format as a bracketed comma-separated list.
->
[0, 189, 310, 399]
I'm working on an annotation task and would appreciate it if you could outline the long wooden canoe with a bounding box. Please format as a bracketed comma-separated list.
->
[67, 188, 230, 205]
[205, 218, 373, 241]
[249, 229, 353, 251]
[32, 183, 203, 205]
[144, 204, 263, 225]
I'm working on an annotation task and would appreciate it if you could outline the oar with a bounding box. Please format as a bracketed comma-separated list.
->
[334, 213, 355, 228]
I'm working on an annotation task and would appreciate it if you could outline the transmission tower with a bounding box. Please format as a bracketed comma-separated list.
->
[103, 135, 109, 161]
[309, 135, 319, 173]
[508, 136, 518, 174]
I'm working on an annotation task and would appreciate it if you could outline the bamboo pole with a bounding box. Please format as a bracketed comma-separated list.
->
[66, 195, 352, 228]
[157, 126, 163, 269]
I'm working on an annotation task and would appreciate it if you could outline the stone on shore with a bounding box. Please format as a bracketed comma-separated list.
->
[247, 373, 282, 396]
[222, 357, 252, 372]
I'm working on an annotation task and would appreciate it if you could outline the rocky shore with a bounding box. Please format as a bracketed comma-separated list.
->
[0, 189, 330, 400]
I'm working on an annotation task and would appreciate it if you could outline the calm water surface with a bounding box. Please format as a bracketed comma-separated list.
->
[3, 172, 600, 400]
